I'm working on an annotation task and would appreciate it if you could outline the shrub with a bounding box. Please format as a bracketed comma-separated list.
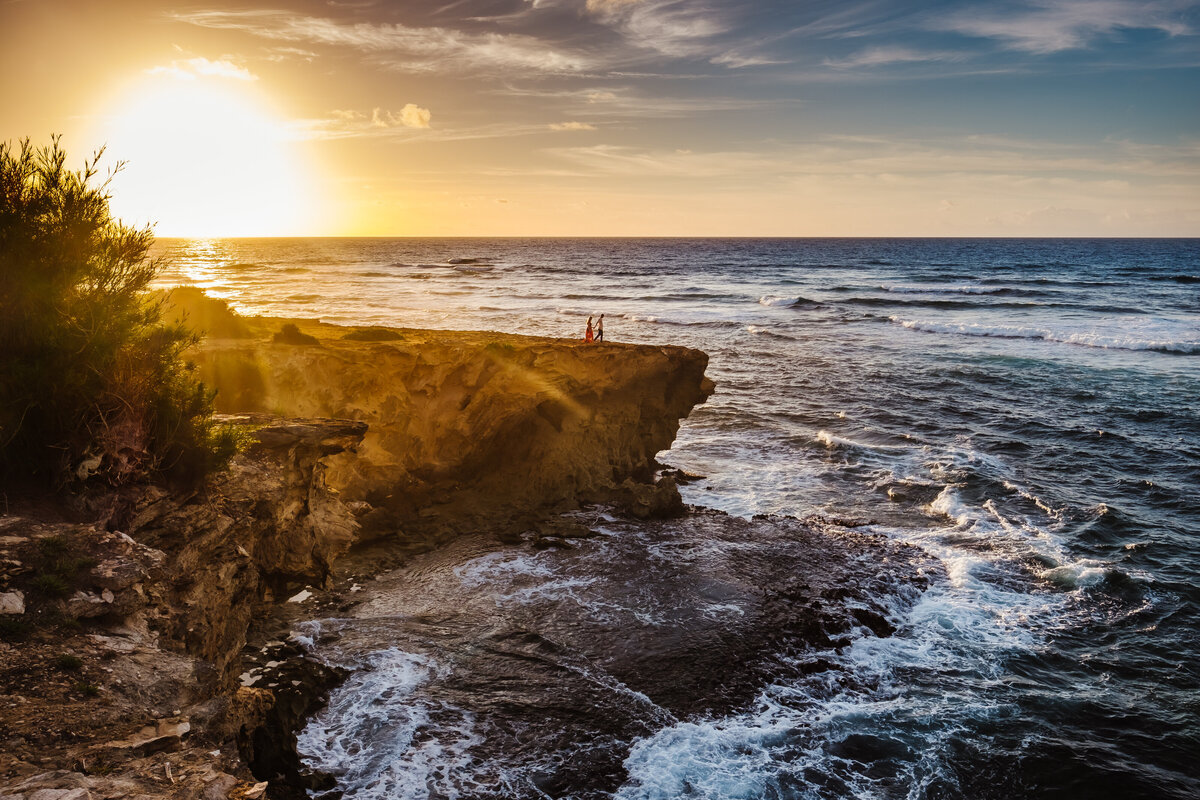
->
[273, 323, 320, 345]
[0, 617, 31, 641]
[160, 286, 253, 339]
[0, 136, 241, 486]
[55, 653, 83, 671]
[33, 573, 71, 597]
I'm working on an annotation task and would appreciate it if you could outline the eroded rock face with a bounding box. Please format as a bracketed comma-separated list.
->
[127, 417, 366, 679]
[195, 327, 712, 539]
[0, 418, 367, 798]
[1, 328, 714, 798]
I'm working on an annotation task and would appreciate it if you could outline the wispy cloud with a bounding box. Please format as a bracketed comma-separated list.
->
[303, 104, 433, 138]
[263, 46, 318, 63]
[550, 121, 597, 130]
[491, 84, 783, 119]
[824, 45, 965, 69]
[542, 133, 1200, 183]
[931, 0, 1194, 54]
[170, 9, 591, 74]
[586, 0, 735, 59]
[710, 50, 789, 68]
[146, 56, 258, 81]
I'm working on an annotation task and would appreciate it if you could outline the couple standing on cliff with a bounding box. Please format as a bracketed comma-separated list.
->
[585, 315, 604, 343]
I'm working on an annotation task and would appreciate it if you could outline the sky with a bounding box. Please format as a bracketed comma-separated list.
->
[1, 0, 1198, 236]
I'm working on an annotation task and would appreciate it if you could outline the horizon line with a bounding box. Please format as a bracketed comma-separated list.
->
[152, 234, 1200, 240]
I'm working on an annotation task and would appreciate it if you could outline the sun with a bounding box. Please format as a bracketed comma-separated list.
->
[89, 74, 322, 237]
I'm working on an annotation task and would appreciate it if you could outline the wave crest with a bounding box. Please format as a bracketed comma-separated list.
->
[889, 317, 1200, 354]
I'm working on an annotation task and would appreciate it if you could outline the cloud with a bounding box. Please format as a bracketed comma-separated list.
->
[931, 0, 1194, 54]
[146, 56, 257, 81]
[304, 105, 433, 137]
[710, 50, 789, 68]
[398, 104, 432, 128]
[586, 0, 644, 10]
[264, 46, 318, 63]
[542, 134, 1200, 185]
[369, 105, 433, 128]
[170, 9, 590, 74]
[586, 0, 734, 58]
[824, 45, 965, 69]
[491, 84, 781, 119]
[550, 121, 597, 130]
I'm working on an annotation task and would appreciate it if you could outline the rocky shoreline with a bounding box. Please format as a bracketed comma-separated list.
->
[0, 317, 942, 799]
[0, 320, 714, 799]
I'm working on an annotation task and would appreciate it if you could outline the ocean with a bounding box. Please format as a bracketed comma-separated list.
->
[152, 238, 1199, 799]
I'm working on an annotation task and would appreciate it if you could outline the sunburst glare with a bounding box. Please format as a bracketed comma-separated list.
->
[89, 75, 322, 237]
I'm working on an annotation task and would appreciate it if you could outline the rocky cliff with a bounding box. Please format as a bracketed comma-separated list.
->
[0, 418, 366, 798]
[194, 321, 714, 540]
[0, 321, 714, 799]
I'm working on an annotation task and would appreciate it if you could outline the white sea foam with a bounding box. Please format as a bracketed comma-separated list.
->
[297, 649, 482, 800]
[1002, 480, 1065, 521]
[619, 439, 1121, 800]
[618, 712, 796, 800]
[883, 284, 1006, 295]
[817, 430, 920, 453]
[890, 316, 1200, 353]
[1039, 560, 1109, 589]
[758, 295, 800, 307]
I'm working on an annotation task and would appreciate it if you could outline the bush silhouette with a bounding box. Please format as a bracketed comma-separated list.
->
[0, 136, 240, 486]
[273, 323, 320, 345]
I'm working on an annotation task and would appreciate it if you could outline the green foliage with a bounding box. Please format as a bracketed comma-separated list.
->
[39, 534, 70, 558]
[273, 322, 320, 345]
[0, 616, 31, 641]
[74, 682, 101, 697]
[54, 614, 82, 632]
[0, 136, 241, 485]
[55, 653, 83, 671]
[160, 285, 253, 339]
[33, 573, 71, 597]
[485, 341, 516, 356]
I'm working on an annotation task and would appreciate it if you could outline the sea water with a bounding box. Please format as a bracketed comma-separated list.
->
[153, 238, 1199, 798]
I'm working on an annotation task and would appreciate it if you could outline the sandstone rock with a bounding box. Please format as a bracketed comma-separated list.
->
[27, 791, 90, 800]
[0, 590, 24, 615]
[196, 328, 712, 538]
[65, 591, 109, 619]
[0, 326, 713, 797]
[126, 418, 367, 681]
[202, 774, 238, 800]
[101, 719, 191, 756]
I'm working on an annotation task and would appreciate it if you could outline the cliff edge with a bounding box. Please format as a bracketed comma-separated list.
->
[195, 320, 714, 541]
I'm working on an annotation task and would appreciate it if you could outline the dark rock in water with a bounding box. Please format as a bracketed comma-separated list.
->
[829, 732, 914, 763]
[658, 466, 705, 485]
[237, 640, 348, 798]
[851, 606, 897, 638]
